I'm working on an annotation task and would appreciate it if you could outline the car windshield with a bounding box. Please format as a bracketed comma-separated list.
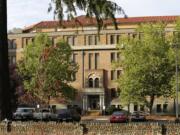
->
[17, 108, 33, 112]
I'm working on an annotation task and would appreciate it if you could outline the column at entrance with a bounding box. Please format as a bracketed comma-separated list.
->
[100, 95, 104, 110]
[83, 95, 88, 111]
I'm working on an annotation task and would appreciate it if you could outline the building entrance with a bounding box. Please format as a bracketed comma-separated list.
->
[88, 95, 100, 110]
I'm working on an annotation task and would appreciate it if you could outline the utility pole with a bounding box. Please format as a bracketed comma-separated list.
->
[0, 0, 12, 120]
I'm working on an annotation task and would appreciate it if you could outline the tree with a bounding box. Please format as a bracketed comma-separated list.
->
[0, 0, 124, 120]
[18, 34, 78, 104]
[9, 64, 21, 112]
[49, 0, 126, 32]
[0, 0, 12, 120]
[116, 23, 175, 113]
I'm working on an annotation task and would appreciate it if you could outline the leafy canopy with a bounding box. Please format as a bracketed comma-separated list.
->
[18, 34, 78, 102]
[116, 23, 175, 112]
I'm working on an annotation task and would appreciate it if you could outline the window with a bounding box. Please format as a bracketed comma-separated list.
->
[8, 39, 16, 49]
[111, 88, 116, 98]
[117, 53, 120, 61]
[94, 35, 98, 45]
[88, 53, 93, 69]
[72, 53, 77, 63]
[163, 104, 168, 113]
[116, 35, 120, 44]
[128, 33, 137, 40]
[156, 104, 162, 113]
[111, 52, 115, 63]
[89, 78, 93, 88]
[117, 70, 121, 79]
[25, 38, 29, 45]
[86, 35, 98, 45]
[67, 36, 75, 46]
[94, 78, 99, 88]
[95, 53, 99, 69]
[88, 36, 93, 45]
[111, 70, 115, 80]
[110, 35, 115, 44]
[11, 39, 16, 49]
[8, 40, 11, 49]
[134, 104, 138, 111]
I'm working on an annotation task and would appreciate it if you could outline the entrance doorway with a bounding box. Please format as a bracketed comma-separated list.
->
[88, 95, 100, 110]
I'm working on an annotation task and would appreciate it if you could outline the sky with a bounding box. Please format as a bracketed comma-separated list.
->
[7, 0, 180, 30]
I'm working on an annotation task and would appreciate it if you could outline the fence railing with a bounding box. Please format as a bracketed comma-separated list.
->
[1, 122, 180, 135]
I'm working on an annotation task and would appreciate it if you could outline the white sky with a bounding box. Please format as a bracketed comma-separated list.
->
[7, 0, 180, 30]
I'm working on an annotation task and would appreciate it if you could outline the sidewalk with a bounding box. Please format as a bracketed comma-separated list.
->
[146, 115, 176, 121]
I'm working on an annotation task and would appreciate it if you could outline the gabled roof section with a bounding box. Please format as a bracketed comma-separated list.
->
[23, 15, 179, 32]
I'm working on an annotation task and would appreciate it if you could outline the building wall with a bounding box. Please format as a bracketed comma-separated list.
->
[7, 20, 178, 114]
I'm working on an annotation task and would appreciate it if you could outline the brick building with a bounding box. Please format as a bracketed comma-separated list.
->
[8, 15, 180, 114]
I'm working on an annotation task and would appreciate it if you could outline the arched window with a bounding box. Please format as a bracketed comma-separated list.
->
[94, 78, 99, 88]
[89, 78, 93, 88]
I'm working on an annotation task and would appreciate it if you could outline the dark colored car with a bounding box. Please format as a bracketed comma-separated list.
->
[56, 109, 81, 122]
[130, 111, 146, 122]
[13, 107, 35, 121]
[110, 111, 128, 123]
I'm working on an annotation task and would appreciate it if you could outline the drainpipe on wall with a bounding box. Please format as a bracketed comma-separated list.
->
[82, 50, 86, 112]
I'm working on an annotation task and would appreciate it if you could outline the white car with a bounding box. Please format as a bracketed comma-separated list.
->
[33, 108, 53, 121]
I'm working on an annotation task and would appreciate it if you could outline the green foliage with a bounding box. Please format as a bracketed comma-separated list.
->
[18, 34, 51, 92]
[105, 106, 121, 115]
[49, 0, 126, 32]
[116, 23, 175, 113]
[18, 34, 78, 102]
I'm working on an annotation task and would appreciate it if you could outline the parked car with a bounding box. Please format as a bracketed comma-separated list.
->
[110, 111, 129, 123]
[13, 107, 35, 121]
[130, 111, 146, 122]
[56, 109, 81, 122]
[33, 108, 52, 121]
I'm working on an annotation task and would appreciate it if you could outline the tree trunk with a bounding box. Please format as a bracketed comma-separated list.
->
[149, 95, 155, 114]
[127, 103, 130, 115]
[0, 0, 12, 120]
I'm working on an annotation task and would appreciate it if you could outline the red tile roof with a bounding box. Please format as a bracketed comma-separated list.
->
[23, 15, 179, 32]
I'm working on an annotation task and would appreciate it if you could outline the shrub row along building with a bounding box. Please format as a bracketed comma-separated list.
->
[8, 15, 180, 115]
